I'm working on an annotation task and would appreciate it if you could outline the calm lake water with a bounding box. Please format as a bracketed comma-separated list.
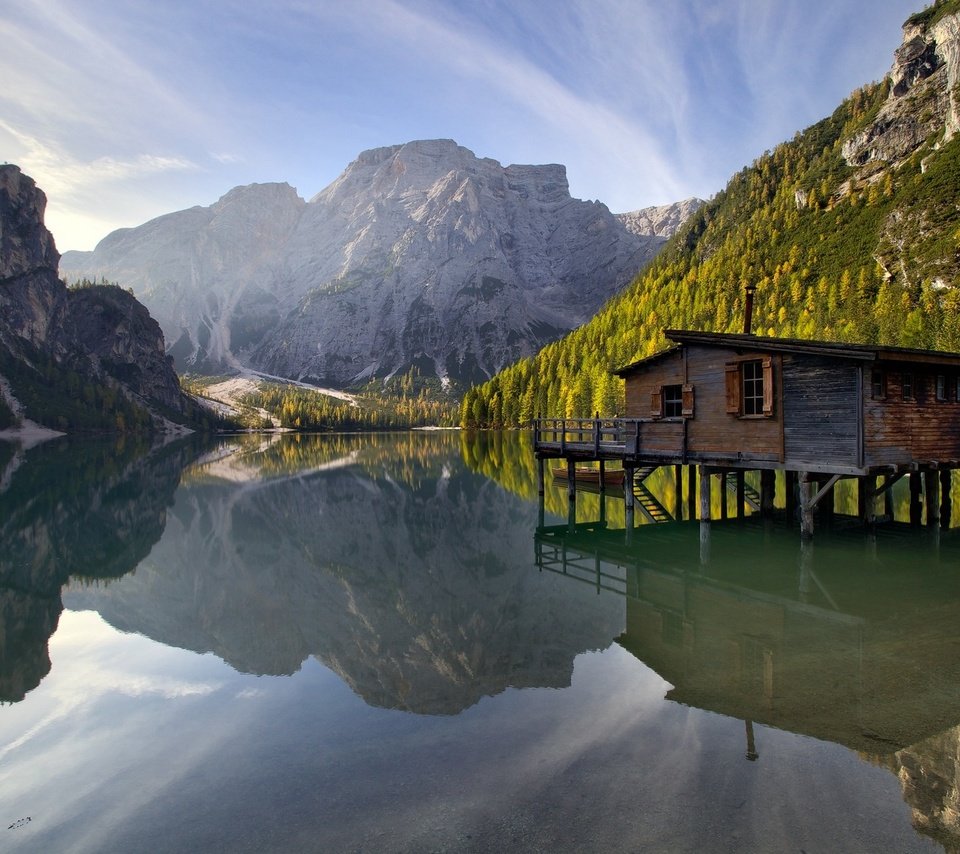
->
[1, 430, 958, 852]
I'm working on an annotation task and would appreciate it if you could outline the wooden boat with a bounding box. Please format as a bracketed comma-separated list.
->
[552, 467, 625, 486]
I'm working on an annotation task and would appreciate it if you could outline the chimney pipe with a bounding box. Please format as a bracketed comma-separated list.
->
[743, 282, 756, 335]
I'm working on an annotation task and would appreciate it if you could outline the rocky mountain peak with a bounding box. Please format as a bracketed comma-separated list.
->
[843, 5, 960, 167]
[617, 198, 705, 240]
[0, 165, 59, 281]
[62, 140, 690, 386]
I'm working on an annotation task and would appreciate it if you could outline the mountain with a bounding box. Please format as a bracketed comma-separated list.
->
[61, 140, 696, 387]
[463, 1, 960, 426]
[0, 165, 208, 434]
[617, 198, 703, 239]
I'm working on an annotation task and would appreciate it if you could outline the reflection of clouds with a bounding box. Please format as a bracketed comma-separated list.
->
[48, 609, 224, 702]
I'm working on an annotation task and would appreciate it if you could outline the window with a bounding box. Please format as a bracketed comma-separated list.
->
[650, 383, 695, 417]
[663, 384, 683, 417]
[902, 372, 914, 401]
[742, 361, 764, 415]
[726, 357, 774, 417]
[871, 369, 886, 399]
[936, 374, 947, 402]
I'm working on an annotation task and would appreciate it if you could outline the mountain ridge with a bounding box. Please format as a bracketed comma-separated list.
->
[61, 140, 700, 387]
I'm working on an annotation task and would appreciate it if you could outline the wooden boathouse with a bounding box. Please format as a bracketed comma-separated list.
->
[533, 329, 960, 537]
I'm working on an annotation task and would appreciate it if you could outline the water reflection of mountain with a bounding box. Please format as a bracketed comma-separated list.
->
[64, 433, 623, 715]
[0, 437, 205, 702]
[535, 520, 960, 849]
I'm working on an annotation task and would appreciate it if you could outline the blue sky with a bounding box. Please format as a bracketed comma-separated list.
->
[1, 0, 922, 251]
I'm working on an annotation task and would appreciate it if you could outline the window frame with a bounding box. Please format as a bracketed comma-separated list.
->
[871, 368, 886, 400]
[901, 371, 915, 401]
[725, 356, 774, 418]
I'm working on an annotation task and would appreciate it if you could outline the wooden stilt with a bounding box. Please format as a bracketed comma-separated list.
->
[674, 464, 683, 520]
[925, 470, 940, 527]
[910, 472, 923, 526]
[720, 472, 728, 520]
[687, 464, 696, 520]
[799, 472, 815, 539]
[537, 457, 545, 497]
[699, 465, 711, 522]
[736, 471, 745, 520]
[760, 469, 776, 518]
[785, 471, 797, 523]
[567, 458, 577, 503]
[941, 469, 952, 529]
[624, 464, 635, 533]
[884, 477, 894, 522]
[598, 459, 606, 494]
[859, 476, 876, 526]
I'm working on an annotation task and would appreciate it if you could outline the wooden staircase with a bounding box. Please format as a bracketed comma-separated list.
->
[631, 466, 673, 523]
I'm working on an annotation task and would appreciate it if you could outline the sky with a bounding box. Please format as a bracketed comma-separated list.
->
[1, 0, 924, 251]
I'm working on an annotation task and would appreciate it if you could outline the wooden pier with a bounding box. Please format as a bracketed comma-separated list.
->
[534, 329, 960, 538]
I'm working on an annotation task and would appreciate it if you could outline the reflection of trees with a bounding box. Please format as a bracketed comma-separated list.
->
[0, 437, 206, 702]
[186, 430, 463, 488]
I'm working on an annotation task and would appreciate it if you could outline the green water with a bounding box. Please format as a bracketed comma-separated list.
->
[0, 430, 957, 852]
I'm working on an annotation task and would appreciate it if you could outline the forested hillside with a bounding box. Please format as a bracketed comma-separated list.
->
[461, 3, 960, 427]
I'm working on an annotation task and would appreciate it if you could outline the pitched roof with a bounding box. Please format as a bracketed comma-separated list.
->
[613, 329, 960, 376]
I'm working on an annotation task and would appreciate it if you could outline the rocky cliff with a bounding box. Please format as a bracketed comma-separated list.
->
[62, 140, 692, 386]
[0, 165, 200, 432]
[843, 4, 960, 168]
[617, 198, 704, 239]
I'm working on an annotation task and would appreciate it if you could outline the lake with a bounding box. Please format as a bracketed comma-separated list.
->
[1, 430, 958, 852]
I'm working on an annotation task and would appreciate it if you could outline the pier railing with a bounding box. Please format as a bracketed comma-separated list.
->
[533, 417, 649, 456]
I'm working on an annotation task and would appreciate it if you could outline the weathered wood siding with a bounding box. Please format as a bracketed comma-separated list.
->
[864, 366, 960, 465]
[781, 355, 859, 468]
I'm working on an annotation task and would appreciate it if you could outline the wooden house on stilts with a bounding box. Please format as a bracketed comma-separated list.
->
[533, 329, 960, 537]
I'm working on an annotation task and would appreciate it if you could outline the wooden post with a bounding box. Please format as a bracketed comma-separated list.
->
[910, 472, 923, 526]
[884, 477, 894, 521]
[687, 464, 697, 520]
[941, 469, 952, 529]
[567, 458, 577, 503]
[699, 466, 711, 566]
[760, 469, 776, 518]
[736, 471, 746, 520]
[699, 466, 711, 522]
[925, 470, 940, 527]
[624, 464, 635, 533]
[785, 471, 797, 524]
[799, 471, 815, 539]
[598, 459, 606, 494]
[537, 457, 545, 497]
[720, 472, 728, 520]
[859, 476, 876, 526]
[674, 465, 683, 521]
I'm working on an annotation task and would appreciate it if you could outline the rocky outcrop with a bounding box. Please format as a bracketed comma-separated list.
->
[617, 198, 704, 239]
[0, 436, 201, 701]
[842, 7, 960, 167]
[62, 140, 683, 386]
[0, 164, 197, 430]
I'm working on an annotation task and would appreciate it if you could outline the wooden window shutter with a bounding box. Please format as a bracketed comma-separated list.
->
[650, 387, 663, 417]
[681, 383, 695, 416]
[762, 356, 774, 416]
[725, 363, 740, 414]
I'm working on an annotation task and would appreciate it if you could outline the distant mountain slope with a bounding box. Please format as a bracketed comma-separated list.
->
[62, 140, 695, 387]
[617, 198, 704, 238]
[462, 1, 960, 426]
[0, 166, 207, 434]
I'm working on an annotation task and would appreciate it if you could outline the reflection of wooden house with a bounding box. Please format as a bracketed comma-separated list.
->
[534, 329, 960, 535]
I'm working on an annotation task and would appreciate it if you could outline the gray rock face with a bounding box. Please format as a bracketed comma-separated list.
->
[0, 164, 194, 427]
[842, 10, 960, 167]
[63, 140, 679, 386]
[616, 198, 704, 239]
